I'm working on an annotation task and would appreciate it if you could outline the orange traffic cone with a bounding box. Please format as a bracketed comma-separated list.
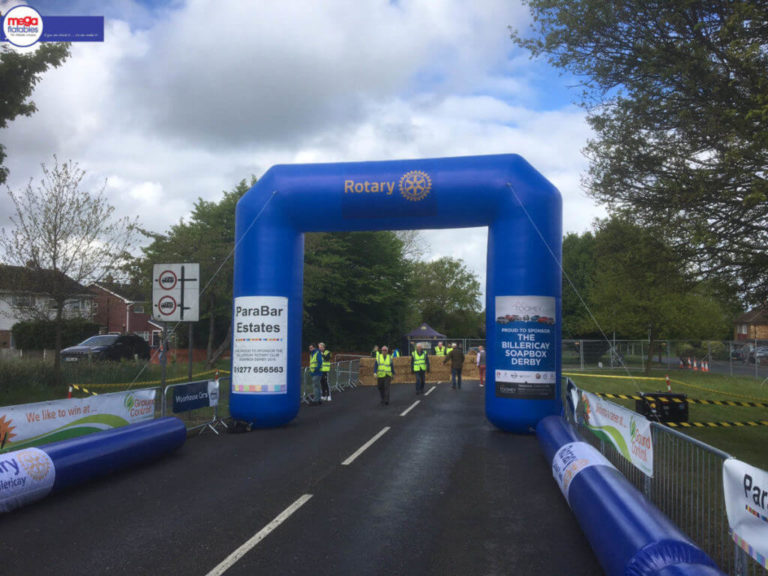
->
[679, 359, 684, 369]
[68, 386, 72, 399]
[703, 360, 709, 373]
[693, 359, 698, 371]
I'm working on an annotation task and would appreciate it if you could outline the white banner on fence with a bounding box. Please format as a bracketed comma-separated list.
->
[0, 389, 156, 452]
[580, 389, 654, 477]
[723, 458, 768, 568]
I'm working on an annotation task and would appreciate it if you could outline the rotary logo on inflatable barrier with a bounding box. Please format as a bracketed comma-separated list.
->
[399, 170, 432, 202]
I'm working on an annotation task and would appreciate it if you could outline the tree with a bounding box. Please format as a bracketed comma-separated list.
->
[0, 157, 137, 378]
[561, 231, 598, 338]
[589, 217, 732, 374]
[0, 44, 70, 185]
[303, 231, 414, 349]
[512, 1, 768, 302]
[411, 257, 483, 337]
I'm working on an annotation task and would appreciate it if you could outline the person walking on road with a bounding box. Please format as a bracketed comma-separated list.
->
[476, 345, 486, 387]
[375, 345, 395, 405]
[444, 342, 465, 390]
[319, 342, 332, 402]
[308, 344, 323, 405]
[411, 343, 430, 395]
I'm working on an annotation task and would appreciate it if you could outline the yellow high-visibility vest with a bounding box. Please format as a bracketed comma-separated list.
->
[434, 346, 446, 356]
[376, 352, 393, 377]
[413, 350, 427, 371]
[321, 350, 331, 372]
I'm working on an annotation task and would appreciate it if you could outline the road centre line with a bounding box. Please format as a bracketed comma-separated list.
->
[206, 493, 313, 576]
[341, 426, 390, 466]
[425, 384, 437, 396]
[400, 400, 420, 417]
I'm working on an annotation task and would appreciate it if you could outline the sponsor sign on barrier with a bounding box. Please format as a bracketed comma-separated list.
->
[494, 295, 556, 400]
[552, 441, 614, 503]
[723, 458, 768, 568]
[0, 448, 55, 513]
[232, 296, 289, 394]
[0, 389, 157, 452]
[580, 389, 654, 477]
[172, 380, 219, 413]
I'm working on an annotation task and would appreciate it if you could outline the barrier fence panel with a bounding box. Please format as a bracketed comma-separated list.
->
[302, 360, 360, 404]
[565, 379, 766, 575]
[563, 339, 768, 381]
[162, 377, 230, 433]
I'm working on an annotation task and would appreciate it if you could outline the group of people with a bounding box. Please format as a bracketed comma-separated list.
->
[307, 342, 333, 406]
[372, 341, 486, 406]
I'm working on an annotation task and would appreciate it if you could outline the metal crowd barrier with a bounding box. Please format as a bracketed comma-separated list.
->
[565, 379, 765, 575]
[302, 360, 360, 404]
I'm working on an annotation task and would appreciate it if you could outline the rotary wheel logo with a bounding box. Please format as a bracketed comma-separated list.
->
[17, 449, 52, 481]
[399, 170, 432, 202]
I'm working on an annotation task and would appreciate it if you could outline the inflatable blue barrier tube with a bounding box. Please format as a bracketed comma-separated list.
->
[0, 417, 186, 513]
[537, 416, 725, 576]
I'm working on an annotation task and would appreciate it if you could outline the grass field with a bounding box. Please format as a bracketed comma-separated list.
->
[566, 369, 768, 469]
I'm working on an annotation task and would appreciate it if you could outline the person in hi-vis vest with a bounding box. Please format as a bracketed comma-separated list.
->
[434, 341, 446, 356]
[308, 344, 323, 405]
[374, 345, 395, 406]
[411, 343, 430, 395]
[319, 342, 332, 402]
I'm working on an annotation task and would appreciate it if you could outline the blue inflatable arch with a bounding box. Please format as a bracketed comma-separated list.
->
[232, 154, 562, 433]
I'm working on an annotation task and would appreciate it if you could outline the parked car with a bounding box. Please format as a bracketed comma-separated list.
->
[60, 333, 151, 362]
[747, 346, 768, 364]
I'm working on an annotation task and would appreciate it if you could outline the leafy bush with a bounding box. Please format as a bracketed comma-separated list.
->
[12, 318, 100, 350]
[0, 359, 60, 405]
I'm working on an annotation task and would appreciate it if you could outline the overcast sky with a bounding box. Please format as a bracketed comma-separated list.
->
[0, 0, 606, 297]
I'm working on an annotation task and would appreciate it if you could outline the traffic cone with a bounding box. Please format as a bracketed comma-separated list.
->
[679, 359, 684, 369]
[693, 359, 698, 371]
[687, 357, 692, 369]
[666, 375, 671, 392]
[703, 361, 709, 373]
[67, 386, 72, 399]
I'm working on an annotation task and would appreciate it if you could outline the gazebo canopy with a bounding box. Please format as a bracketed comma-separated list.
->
[405, 323, 446, 340]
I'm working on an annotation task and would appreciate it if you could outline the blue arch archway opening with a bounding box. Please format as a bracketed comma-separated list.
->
[232, 154, 562, 433]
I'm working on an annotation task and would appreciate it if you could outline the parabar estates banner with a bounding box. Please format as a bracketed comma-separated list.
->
[0, 389, 156, 453]
[723, 458, 768, 568]
[580, 389, 654, 477]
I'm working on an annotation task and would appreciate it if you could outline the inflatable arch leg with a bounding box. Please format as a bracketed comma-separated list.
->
[232, 154, 562, 432]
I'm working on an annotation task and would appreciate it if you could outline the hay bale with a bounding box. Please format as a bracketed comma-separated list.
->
[359, 355, 480, 386]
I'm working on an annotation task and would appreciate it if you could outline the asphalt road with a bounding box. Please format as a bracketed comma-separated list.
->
[0, 380, 603, 575]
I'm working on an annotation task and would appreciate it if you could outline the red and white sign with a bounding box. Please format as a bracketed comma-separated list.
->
[152, 263, 199, 322]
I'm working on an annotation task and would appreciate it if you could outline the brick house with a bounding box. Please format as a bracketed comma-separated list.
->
[733, 308, 768, 341]
[0, 265, 94, 349]
[89, 282, 162, 347]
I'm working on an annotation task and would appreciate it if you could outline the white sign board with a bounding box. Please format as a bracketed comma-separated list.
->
[152, 263, 200, 322]
[723, 458, 768, 568]
[232, 296, 288, 394]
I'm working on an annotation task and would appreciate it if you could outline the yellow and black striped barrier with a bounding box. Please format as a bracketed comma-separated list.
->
[667, 420, 768, 429]
[70, 384, 98, 396]
[595, 392, 768, 409]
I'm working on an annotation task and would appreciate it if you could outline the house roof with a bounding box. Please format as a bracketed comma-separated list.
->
[0, 264, 89, 295]
[735, 308, 768, 325]
[90, 282, 149, 303]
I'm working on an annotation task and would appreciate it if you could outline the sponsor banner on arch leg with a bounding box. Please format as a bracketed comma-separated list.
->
[723, 458, 768, 568]
[580, 389, 654, 477]
[0, 389, 157, 453]
[494, 295, 556, 399]
[232, 296, 288, 394]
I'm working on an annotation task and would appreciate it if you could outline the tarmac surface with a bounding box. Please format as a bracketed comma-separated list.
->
[0, 380, 603, 575]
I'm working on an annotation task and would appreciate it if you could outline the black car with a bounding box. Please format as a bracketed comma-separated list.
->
[60, 333, 151, 362]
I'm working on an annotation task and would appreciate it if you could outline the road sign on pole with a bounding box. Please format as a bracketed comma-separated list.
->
[153, 263, 199, 322]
